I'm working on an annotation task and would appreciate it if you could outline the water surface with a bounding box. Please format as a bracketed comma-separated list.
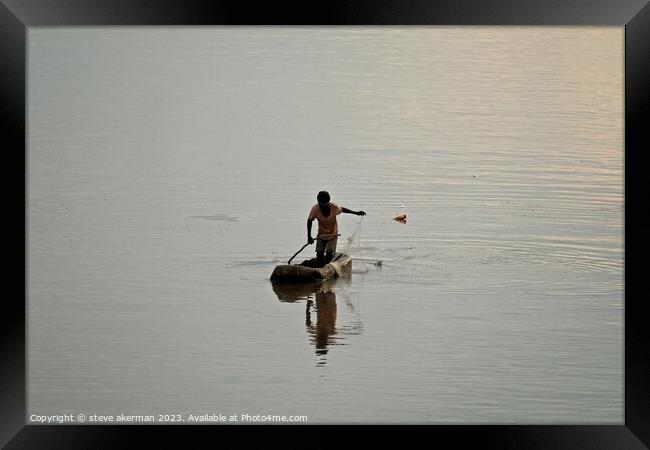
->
[27, 27, 623, 424]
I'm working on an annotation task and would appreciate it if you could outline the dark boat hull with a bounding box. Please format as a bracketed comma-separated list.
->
[270, 253, 352, 283]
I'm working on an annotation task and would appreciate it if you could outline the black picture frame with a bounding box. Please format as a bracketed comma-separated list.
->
[3, 0, 649, 448]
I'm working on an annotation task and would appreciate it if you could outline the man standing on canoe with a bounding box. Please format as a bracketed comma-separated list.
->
[307, 191, 366, 266]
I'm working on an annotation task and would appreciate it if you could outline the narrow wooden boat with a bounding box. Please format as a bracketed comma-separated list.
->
[270, 253, 352, 283]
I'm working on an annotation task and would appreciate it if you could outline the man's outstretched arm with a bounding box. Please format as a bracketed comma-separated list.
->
[342, 207, 366, 216]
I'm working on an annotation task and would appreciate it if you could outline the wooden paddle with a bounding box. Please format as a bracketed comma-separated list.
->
[288, 242, 312, 264]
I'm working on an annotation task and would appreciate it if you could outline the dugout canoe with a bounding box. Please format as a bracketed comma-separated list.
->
[270, 253, 352, 283]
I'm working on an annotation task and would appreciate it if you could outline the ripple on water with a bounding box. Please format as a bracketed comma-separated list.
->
[189, 213, 239, 222]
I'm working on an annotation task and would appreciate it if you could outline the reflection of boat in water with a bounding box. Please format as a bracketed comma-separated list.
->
[269, 253, 352, 283]
[271, 281, 330, 302]
[271, 280, 362, 366]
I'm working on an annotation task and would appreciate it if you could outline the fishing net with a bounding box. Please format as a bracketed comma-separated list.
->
[341, 216, 369, 273]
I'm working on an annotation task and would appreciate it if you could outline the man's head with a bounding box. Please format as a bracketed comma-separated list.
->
[317, 191, 330, 205]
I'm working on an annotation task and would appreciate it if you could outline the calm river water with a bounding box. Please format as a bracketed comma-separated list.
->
[27, 27, 623, 424]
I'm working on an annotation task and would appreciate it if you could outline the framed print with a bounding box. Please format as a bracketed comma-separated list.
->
[3, 0, 649, 447]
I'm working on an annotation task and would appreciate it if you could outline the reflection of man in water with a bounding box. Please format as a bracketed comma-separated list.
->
[272, 282, 363, 365]
[306, 291, 337, 358]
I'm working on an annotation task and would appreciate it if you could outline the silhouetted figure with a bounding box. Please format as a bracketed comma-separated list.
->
[307, 191, 365, 267]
